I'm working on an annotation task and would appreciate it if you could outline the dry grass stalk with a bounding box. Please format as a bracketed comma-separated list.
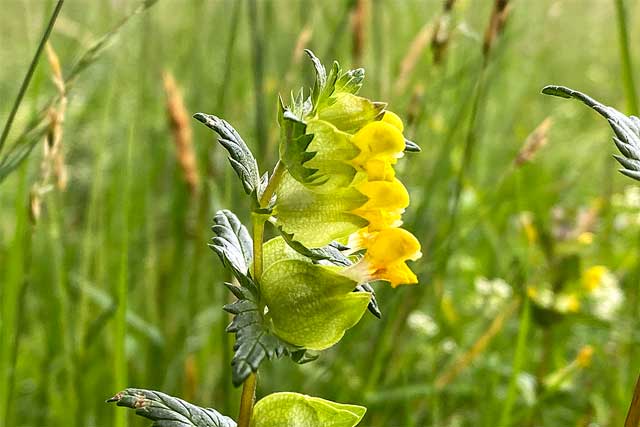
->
[183, 354, 198, 402]
[291, 26, 313, 66]
[394, 22, 434, 94]
[483, 0, 511, 59]
[514, 117, 552, 166]
[284, 25, 313, 87]
[162, 71, 199, 195]
[30, 42, 68, 223]
[45, 42, 68, 191]
[351, 0, 367, 65]
[625, 374, 640, 427]
[435, 299, 520, 390]
[430, 0, 457, 64]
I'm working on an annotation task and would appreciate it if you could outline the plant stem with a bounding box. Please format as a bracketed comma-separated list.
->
[498, 297, 530, 427]
[625, 375, 640, 427]
[0, 0, 64, 155]
[614, 0, 639, 116]
[237, 161, 286, 427]
[237, 372, 258, 427]
[259, 160, 285, 207]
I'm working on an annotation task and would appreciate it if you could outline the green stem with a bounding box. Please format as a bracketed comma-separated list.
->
[498, 298, 530, 427]
[114, 126, 134, 427]
[614, 0, 639, 116]
[0, 0, 64, 155]
[237, 161, 285, 427]
[237, 372, 258, 427]
[259, 160, 285, 207]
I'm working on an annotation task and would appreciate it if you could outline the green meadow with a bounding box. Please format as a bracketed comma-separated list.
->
[1, 0, 640, 426]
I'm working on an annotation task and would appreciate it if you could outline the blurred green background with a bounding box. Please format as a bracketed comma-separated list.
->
[1, 0, 640, 426]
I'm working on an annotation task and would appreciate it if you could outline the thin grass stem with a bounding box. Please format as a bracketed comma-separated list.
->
[0, 0, 64, 155]
[614, 0, 639, 116]
[497, 298, 530, 427]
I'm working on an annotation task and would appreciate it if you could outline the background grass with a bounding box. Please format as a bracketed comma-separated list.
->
[1, 0, 640, 426]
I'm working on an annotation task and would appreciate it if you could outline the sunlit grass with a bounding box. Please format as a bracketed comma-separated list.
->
[1, 1, 639, 426]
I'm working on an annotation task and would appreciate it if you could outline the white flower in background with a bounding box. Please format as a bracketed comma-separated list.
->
[582, 266, 624, 321]
[624, 186, 640, 208]
[441, 338, 457, 354]
[473, 276, 513, 316]
[516, 372, 537, 406]
[612, 186, 640, 208]
[407, 311, 439, 337]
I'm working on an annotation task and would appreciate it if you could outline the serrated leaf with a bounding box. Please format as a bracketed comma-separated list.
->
[334, 67, 365, 95]
[304, 119, 359, 192]
[223, 292, 292, 386]
[222, 277, 314, 386]
[193, 113, 261, 194]
[250, 392, 366, 427]
[107, 388, 236, 427]
[542, 85, 640, 181]
[274, 172, 368, 248]
[210, 209, 253, 281]
[277, 99, 324, 186]
[261, 260, 370, 350]
[275, 230, 351, 265]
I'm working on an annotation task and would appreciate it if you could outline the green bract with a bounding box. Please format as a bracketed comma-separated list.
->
[274, 172, 368, 247]
[250, 392, 366, 427]
[317, 92, 385, 133]
[261, 249, 370, 350]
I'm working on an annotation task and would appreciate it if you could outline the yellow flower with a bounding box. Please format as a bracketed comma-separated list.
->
[275, 58, 422, 287]
[345, 228, 422, 287]
[582, 265, 608, 292]
[352, 178, 409, 230]
[576, 345, 594, 368]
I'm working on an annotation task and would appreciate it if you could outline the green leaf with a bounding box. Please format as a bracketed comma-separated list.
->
[542, 85, 640, 181]
[261, 260, 370, 350]
[277, 99, 324, 186]
[0, 138, 38, 182]
[304, 119, 359, 192]
[334, 67, 365, 95]
[250, 392, 366, 427]
[193, 113, 261, 194]
[224, 285, 289, 386]
[107, 388, 236, 427]
[304, 49, 326, 95]
[274, 172, 368, 248]
[210, 209, 253, 280]
[224, 280, 318, 386]
[274, 230, 351, 265]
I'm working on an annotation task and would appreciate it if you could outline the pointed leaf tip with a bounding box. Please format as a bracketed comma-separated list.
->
[108, 388, 236, 427]
[541, 85, 573, 98]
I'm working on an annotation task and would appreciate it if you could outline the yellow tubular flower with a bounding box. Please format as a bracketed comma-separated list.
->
[345, 228, 422, 287]
[352, 178, 409, 230]
[350, 121, 405, 169]
[381, 110, 404, 132]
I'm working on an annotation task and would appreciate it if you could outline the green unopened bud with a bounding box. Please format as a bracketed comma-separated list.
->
[251, 392, 366, 427]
